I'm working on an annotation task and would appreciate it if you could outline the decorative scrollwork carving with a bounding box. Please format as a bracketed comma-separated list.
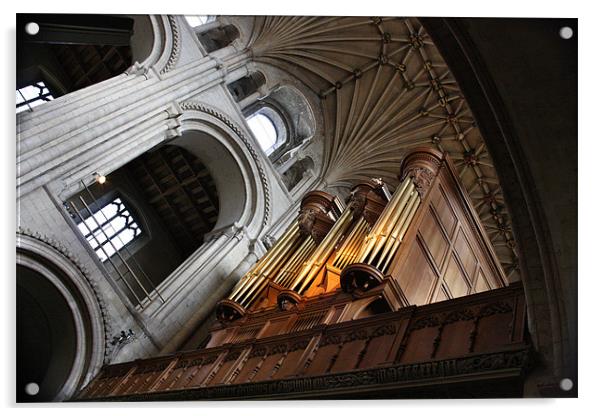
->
[87, 349, 532, 401]
[443, 309, 475, 324]
[371, 324, 397, 338]
[288, 339, 310, 352]
[478, 301, 513, 318]
[249, 347, 268, 358]
[404, 166, 435, 199]
[203, 355, 219, 365]
[344, 329, 369, 343]
[268, 344, 288, 356]
[298, 208, 317, 238]
[409, 315, 441, 331]
[223, 351, 242, 362]
[319, 334, 342, 347]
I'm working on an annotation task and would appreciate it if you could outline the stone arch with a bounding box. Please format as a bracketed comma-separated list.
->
[227, 71, 266, 103]
[197, 24, 240, 54]
[16, 230, 108, 402]
[244, 84, 317, 162]
[280, 156, 315, 192]
[177, 102, 270, 235]
[124, 15, 181, 76]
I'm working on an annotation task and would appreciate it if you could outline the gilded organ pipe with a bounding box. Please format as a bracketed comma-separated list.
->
[282, 239, 316, 287]
[237, 231, 304, 307]
[228, 222, 300, 304]
[274, 236, 316, 287]
[380, 193, 421, 272]
[367, 177, 411, 241]
[375, 192, 420, 270]
[356, 177, 412, 264]
[352, 176, 421, 273]
[367, 179, 414, 264]
[289, 207, 354, 294]
[342, 220, 370, 269]
[332, 217, 369, 270]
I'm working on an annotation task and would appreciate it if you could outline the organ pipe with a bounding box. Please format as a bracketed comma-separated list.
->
[289, 206, 354, 294]
[353, 176, 421, 273]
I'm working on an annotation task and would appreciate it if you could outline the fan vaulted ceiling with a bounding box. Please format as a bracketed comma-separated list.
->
[246, 16, 519, 281]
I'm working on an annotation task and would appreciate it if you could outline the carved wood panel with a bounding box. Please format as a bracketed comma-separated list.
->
[419, 207, 450, 270]
[78, 284, 526, 401]
[184, 356, 219, 388]
[444, 255, 470, 298]
[253, 352, 285, 381]
[398, 241, 439, 305]
[434, 319, 474, 359]
[274, 347, 308, 379]
[206, 351, 242, 386]
[389, 161, 506, 306]
[232, 353, 265, 384]
[157, 359, 190, 390]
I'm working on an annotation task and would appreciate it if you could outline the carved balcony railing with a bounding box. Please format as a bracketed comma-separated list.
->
[75, 282, 530, 400]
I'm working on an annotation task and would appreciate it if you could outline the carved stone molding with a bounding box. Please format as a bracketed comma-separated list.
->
[160, 15, 181, 74]
[261, 235, 276, 250]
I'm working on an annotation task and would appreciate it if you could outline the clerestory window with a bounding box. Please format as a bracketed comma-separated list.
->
[246, 107, 287, 156]
[184, 15, 216, 28]
[16, 81, 53, 113]
[247, 113, 278, 153]
[76, 196, 142, 262]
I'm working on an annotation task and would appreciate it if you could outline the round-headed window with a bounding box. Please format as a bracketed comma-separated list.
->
[246, 111, 282, 155]
[184, 15, 216, 28]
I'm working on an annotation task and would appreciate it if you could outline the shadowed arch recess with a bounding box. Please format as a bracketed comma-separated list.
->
[16, 231, 107, 402]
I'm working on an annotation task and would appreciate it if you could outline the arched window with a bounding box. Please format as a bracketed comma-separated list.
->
[246, 107, 286, 156]
[16, 81, 54, 113]
[184, 15, 216, 28]
[75, 195, 142, 262]
[17, 14, 133, 100]
[247, 113, 277, 153]
[241, 85, 317, 193]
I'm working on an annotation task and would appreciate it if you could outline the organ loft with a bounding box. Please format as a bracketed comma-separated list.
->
[76, 148, 529, 400]
[16, 14, 576, 402]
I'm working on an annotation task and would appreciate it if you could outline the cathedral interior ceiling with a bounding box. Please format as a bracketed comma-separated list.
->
[247, 16, 519, 281]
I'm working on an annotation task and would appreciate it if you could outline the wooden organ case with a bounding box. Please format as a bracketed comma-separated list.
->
[76, 148, 532, 400]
